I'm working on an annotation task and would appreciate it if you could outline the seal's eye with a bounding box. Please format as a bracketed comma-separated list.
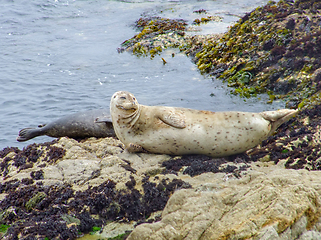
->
[120, 96, 126, 100]
[133, 97, 136, 100]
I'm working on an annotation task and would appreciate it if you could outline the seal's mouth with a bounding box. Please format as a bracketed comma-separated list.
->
[116, 104, 137, 111]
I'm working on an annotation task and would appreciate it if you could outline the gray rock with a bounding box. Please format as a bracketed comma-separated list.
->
[128, 164, 321, 240]
[298, 231, 321, 240]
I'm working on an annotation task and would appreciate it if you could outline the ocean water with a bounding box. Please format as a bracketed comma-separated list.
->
[0, 0, 283, 150]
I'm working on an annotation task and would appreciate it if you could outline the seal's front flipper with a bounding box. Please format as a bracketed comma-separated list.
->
[95, 116, 112, 123]
[158, 111, 186, 129]
[126, 143, 148, 153]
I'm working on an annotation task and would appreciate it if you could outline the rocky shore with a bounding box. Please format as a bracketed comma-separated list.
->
[1, 0, 321, 239]
[1, 109, 321, 240]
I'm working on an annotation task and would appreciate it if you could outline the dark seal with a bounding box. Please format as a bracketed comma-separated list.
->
[17, 109, 115, 142]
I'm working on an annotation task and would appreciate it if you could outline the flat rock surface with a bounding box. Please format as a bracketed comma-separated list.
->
[128, 162, 321, 239]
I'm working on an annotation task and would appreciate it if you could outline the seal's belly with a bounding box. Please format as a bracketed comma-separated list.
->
[123, 112, 271, 157]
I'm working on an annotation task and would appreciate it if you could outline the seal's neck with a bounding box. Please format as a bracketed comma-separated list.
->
[121, 104, 141, 128]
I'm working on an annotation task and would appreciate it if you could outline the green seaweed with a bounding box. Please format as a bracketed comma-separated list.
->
[90, 226, 102, 235]
[25, 191, 47, 211]
[0, 224, 10, 233]
[297, 90, 321, 110]
[120, 0, 321, 109]
[120, 16, 187, 58]
[107, 232, 131, 240]
[193, 16, 222, 25]
[191, 0, 321, 107]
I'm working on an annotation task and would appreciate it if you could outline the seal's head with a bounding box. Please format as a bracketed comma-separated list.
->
[110, 91, 139, 116]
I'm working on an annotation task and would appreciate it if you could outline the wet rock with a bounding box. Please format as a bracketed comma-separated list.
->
[119, 16, 223, 59]
[119, 17, 188, 58]
[248, 103, 321, 171]
[162, 154, 250, 177]
[97, 222, 134, 239]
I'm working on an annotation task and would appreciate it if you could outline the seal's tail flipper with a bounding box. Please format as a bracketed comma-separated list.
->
[260, 109, 298, 135]
[17, 128, 42, 142]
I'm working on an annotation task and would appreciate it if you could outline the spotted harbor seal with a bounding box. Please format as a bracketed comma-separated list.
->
[17, 109, 115, 142]
[110, 91, 298, 157]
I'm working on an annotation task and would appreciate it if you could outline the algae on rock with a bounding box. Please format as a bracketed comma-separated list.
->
[120, 0, 321, 109]
[192, 0, 321, 108]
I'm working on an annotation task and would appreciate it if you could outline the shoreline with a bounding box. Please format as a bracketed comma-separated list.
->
[1, 0, 321, 239]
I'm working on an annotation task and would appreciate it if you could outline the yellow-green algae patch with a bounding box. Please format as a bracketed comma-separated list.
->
[192, 15, 223, 25]
[119, 17, 188, 59]
[119, 15, 223, 59]
[120, 0, 321, 109]
[192, 0, 321, 108]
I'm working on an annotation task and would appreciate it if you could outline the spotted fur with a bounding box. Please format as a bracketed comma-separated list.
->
[110, 91, 298, 157]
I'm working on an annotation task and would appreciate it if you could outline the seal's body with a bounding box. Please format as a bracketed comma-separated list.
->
[110, 91, 298, 157]
[17, 109, 115, 142]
